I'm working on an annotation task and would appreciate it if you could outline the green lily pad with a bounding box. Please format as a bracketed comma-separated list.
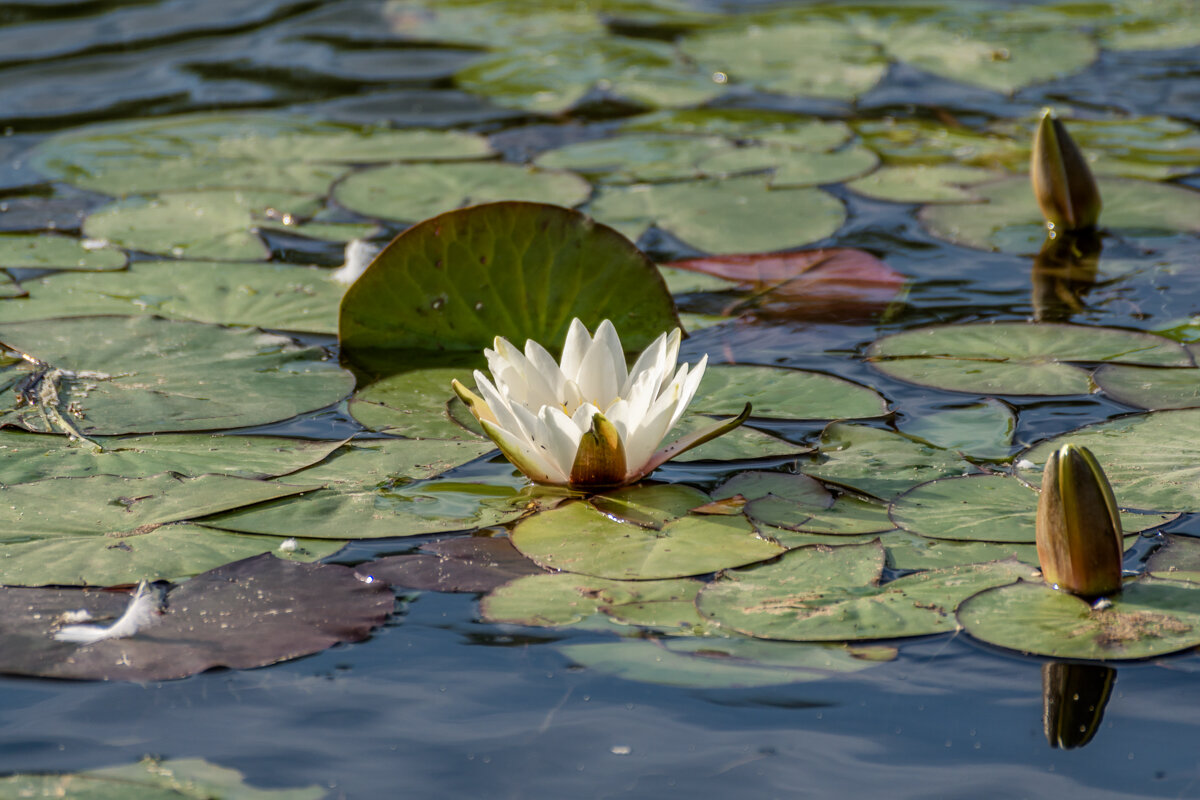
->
[481, 571, 701, 631]
[0, 757, 326, 800]
[455, 36, 723, 114]
[0, 233, 126, 271]
[680, 21, 887, 100]
[558, 638, 894, 689]
[533, 134, 733, 184]
[920, 177, 1200, 254]
[623, 110, 853, 151]
[1147, 535, 1200, 583]
[348, 367, 485, 440]
[257, 219, 382, 242]
[846, 165, 1002, 204]
[0, 431, 345, 484]
[510, 500, 785, 580]
[663, 415, 809, 462]
[867, 322, 1191, 396]
[598, 579, 708, 632]
[384, 0, 604, 47]
[589, 176, 846, 255]
[3, 260, 343, 333]
[0, 316, 355, 436]
[805, 423, 977, 500]
[713, 471, 833, 508]
[1093, 364, 1200, 410]
[333, 162, 591, 224]
[589, 484, 711, 529]
[853, 118, 1024, 170]
[1016, 409, 1200, 513]
[697, 144, 879, 188]
[698, 542, 1038, 641]
[889, 474, 1171, 543]
[958, 579, 1200, 660]
[30, 112, 492, 196]
[0, 524, 343, 588]
[338, 202, 679, 356]
[83, 191, 321, 261]
[897, 399, 1015, 461]
[0, 272, 23, 299]
[200, 439, 524, 540]
[658, 265, 737, 295]
[753, 525, 892, 550]
[884, 530, 1041, 571]
[691, 364, 888, 420]
[748, 493, 895, 537]
[1098, 0, 1200, 50]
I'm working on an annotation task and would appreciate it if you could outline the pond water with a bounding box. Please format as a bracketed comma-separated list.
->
[1, 0, 1200, 797]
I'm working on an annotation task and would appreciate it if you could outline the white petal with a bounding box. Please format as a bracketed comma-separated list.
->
[576, 322, 623, 407]
[559, 318, 592, 381]
[560, 378, 585, 416]
[480, 420, 564, 484]
[669, 355, 707, 429]
[621, 330, 667, 396]
[538, 406, 585, 475]
[491, 336, 558, 409]
[524, 338, 567, 396]
[624, 388, 683, 474]
[473, 371, 529, 443]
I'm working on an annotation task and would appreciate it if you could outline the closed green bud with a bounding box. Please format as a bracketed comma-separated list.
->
[1036, 443, 1123, 597]
[1031, 109, 1102, 232]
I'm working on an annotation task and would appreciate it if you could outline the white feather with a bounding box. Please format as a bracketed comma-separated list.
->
[54, 581, 161, 644]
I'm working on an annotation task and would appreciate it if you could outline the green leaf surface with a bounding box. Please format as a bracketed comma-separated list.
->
[0, 316, 355, 436]
[384, 0, 604, 47]
[853, 118, 1024, 169]
[0, 233, 126, 271]
[663, 414, 808, 462]
[510, 500, 784, 580]
[623, 110, 852, 151]
[750, 493, 895, 537]
[338, 202, 679, 355]
[713, 470, 833, 507]
[1147, 535, 1200, 583]
[533, 134, 732, 184]
[348, 367, 485, 439]
[691, 364, 888, 420]
[806, 423, 977, 500]
[897, 399, 1015, 461]
[589, 484, 711, 529]
[481, 571, 701, 631]
[847, 165, 1002, 204]
[698, 143, 879, 188]
[1093, 365, 1200, 410]
[884, 530, 1041, 571]
[958, 579, 1200, 660]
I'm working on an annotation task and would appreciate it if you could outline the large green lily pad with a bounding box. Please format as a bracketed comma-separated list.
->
[713, 470, 832, 508]
[853, 117, 1024, 170]
[958, 579, 1200, 660]
[1093, 364, 1200, 410]
[333, 162, 591, 224]
[662, 414, 809, 462]
[867, 322, 1191, 395]
[623, 110, 853, 151]
[847, 165, 1002, 204]
[385, 0, 604, 47]
[338, 202, 679, 355]
[348, 366, 485, 439]
[690, 364, 888, 420]
[510, 500, 785, 580]
[533, 134, 733, 184]
[897, 399, 1015, 461]
[3, 260, 343, 333]
[697, 144, 879, 188]
[0, 233, 126, 271]
[805, 423, 977, 500]
[588, 176, 846, 254]
[589, 484, 712, 529]
[0, 316, 355, 436]
[920, 177, 1200, 254]
[883, 531, 1040, 571]
[747, 493, 896, 538]
[1147, 535, 1200, 583]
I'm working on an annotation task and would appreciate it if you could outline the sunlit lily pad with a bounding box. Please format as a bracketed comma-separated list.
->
[663, 415, 808, 463]
[533, 134, 732, 184]
[589, 176, 846, 254]
[0, 233, 126, 271]
[1017, 409, 1200, 513]
[384, 0, 604, 47]
[590, 484, 711, 529]
[333, 162, 591, 224]
[713, 471, 832, 508]
[0, 316, 355, 436]
[0, 757, 326, 800]
[3, 260, 343, 333]
[805, 423, 977, 500]
[0, 554, 393, 681]
[511, 500, 784, 580]
[921, 177, 1200, 254]
[697, 144, 879, 188]
[558, 638, 894, 689]
[357, 536, 544, 593]
[884, 531, 1040, 571]
[623, 110, 852, 151]
[853, 118, 1024, 170]
[846, 165, 1002, 204]
[867, 322, 1191, 395]
[749, 493, 895, 537]
[257, 219, 382, 243]
[0, 272, 22, 299]
[697, 542, 1038, 641]
[338, 202, 678, 355]
[897, 399, 1015, 461]
[348, 367, 484, 439]
[1093, 364, 1200, 410]
[1147, 535, 1200, 583]
[958, 579, 1200, 660]
[691, 364, 888, 420]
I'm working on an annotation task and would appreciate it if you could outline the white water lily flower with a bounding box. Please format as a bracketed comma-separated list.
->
[453, 319, 749, 489]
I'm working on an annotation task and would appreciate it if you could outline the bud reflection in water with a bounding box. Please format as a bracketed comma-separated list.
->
[1042, 661, 1116, 749]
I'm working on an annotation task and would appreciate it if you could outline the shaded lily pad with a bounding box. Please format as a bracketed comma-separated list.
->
[898, 399, 1015, 461]
[0, 554, 393, 681]
[357, 536, 544, 593]
[0, 316, 355, 436]
[333, 162, 591, 224]
[921, 177, 1200, 254]
[348, 367, 485, 439]
[589, 484, 711, 529]
[511, 500, 785, 580]
[958, 579, 1200, 660]
[868, 322, 1191, 396]
[1147, 535, 1200, 583]
[1093, 364, 1200, 410]
[690, 364, 888, 420]
[3, 260, 343, 333]
[0, 233, 126, 271]
[257, 219, 382, 243]
[559, 638, 894, 689]
[713, 471, 832, 508]
[338, 202, 679, 356]
[749, 493, 895, 537]
[805, 423, 977, 500]
[0, 757, 326, 800]
[884, 530, 1040, 572]
[846, 165, 1002, 204]
[663, 415, 808, 462]
[698, 542, 1038, 641]
[533, 134, 733, 183]
[589, 176, 846, 254]
[657, 265, 736, 295]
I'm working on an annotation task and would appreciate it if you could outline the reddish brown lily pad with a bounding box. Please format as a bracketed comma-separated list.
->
[357, 536, 546, 593]
[0, 554, 393, 681]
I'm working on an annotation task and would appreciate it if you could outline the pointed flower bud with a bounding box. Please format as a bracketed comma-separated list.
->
[569, 412, 627, 489]
[1035, 443, 1123, 597]
[1031, 109, 1102, 232]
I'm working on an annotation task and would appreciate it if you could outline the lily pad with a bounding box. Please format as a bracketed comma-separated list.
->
[348, 367, 485, 439]
[853, 118, 1024, 170]
[884, 531, 1040, 572]
[713, 471, 833, 508]
[338, 202, 679, 356]
[357, 536, 544, 593]
[588, 176, 846, 254]
[0, 316, 355, 436]
[1147, 535, 1200, 583]
[806, 423, 977, 500]
[958, 579, 1200, 660]
[558, 638, 893, 689]
[533, 134, 733, 184]
[867, 322, 1191, 396]
[698, 542, 1038, 641]
[897, 399, 1015, 461]
[589, 484, 712, 529]
[663, 415, 809, 462]
[1093, 364, 1200, 410]
[481, 571, 702, 631]
[0, 272, 22, 299]
[4, 260, 343, 333]
[333, 162, 591, 224]
[691, 364, 888, 420]
[748, 493, 895, 537]
[623, 110, 852, 151]
[920, 177, 1200, 254]
[846, 165, 1002, 204]
[0, 233, 126, 271]
[0, 757, 326, 800]
[510, 500, 785, 580]
[384, 0, 604, 47]
[0, 554, 393, 681]
[697, 144, 879, 188]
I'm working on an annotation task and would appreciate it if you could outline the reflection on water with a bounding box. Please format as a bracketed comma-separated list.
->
[1042, 661, 1117, 750]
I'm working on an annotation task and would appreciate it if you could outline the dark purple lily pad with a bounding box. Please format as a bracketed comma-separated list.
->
[358, 536, 545, 593]
[0, 554, 392, 681]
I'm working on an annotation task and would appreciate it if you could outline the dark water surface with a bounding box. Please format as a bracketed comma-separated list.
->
[2, 1, 1200, 797]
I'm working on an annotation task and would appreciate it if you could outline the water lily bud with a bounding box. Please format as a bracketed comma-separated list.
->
[1031, 109, 1102, 232]
[1036, 443, 1123, 597]
[569, 412, 627, 489]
